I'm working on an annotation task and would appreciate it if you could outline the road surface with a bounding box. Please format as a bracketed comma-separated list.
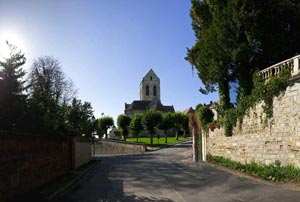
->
[53, 141, 300, 202]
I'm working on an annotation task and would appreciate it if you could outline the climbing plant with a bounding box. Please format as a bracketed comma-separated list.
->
[224, 68, 291, 136]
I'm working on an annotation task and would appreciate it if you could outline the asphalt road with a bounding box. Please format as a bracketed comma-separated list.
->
[53, 141, 300, 202]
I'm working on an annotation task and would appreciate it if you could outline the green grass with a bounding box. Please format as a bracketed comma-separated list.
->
[126, 136, 190, 147]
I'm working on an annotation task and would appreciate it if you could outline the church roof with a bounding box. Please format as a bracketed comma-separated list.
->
[125, 98, 174, 113]
[140, 69, 160, 84]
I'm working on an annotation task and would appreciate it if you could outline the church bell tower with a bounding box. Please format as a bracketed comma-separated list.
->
[140, 69, 160, 101]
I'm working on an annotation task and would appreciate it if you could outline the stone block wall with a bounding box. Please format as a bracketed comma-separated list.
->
[207, 81, 300, 167]
[93, 139, 146, 156]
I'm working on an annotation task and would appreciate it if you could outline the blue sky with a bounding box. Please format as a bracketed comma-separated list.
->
[0, 0, 221, 122]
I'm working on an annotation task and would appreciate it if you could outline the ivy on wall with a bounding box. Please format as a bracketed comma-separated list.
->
[223, 68, 291, 136]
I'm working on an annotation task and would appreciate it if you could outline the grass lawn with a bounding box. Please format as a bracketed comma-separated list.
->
[126, 136, 191, 147]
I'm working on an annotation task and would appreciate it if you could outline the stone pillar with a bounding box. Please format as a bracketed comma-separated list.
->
[202, 130, 207, 162]
[192, 126, 199, 162]
[292, 57, 299, 76]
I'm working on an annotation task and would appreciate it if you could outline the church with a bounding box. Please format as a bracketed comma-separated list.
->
[125, 69, 175, 116]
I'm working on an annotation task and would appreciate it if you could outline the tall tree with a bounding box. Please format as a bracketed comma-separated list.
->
[28, 56, 76, 132]
[173, 112, 185, 140]
[117, 114, 132, 141]
[0, 42, 27, 131]
[143, 110, 162, 146]
[186, 0, 234, 115]
[67, 98, 96, 137]
[159, 112, 175, 143]
[98, 116, 114, 139]
[130, 114, 144, 142]
[181, 114, 189, 138]
[187, 0, 300, 112]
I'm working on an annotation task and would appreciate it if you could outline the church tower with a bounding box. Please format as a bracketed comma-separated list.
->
[139, 69, 160, 101]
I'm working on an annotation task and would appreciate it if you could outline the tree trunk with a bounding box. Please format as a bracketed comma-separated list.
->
[164, 130, 168, 143]
[175, 130, 178, 140]
[183, 130, 186, 138]
[150, 134, 153, 146]
[218, 77, 231, 116]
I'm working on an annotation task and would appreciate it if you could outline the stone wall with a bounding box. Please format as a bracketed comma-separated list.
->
[93, 139, 146, 156]
[75, 138, 92, 168]
[207, 80, 300, 167]
[0, 132, 74, 201]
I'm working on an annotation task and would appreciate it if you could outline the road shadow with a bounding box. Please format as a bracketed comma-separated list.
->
[16, 141, 300, 202]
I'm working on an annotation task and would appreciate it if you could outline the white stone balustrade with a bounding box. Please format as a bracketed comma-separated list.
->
[259, 55, 300, 80]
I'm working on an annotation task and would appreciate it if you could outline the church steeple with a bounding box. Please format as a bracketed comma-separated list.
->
[139, 69, 160, 101]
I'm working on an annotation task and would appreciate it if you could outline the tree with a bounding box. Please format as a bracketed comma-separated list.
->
[28, 56, 76, 132]
[98, 116, 114, 139]
[117, 114, 132, 141]
[0, 42, 27, 131]
[181, 114, 189, 138]
[67, 98, 96, 137]
[186, 0, 300, 114]
[173, 112, 185, 140]
[159, 112, 175, 143]
[143, 110, 162, 146]
[186, 0, 234, 115]
[130, 114, 144, 142]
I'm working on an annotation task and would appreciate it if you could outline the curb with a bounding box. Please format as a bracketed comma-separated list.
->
[146, 139, 192, 152]
[46, 160, 98, 200]
[205, 161, 300, 191]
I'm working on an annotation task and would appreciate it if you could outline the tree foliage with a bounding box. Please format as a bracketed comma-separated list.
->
[196, 105, 214, 131]
[98, 116, 114, 139]
[28, 56, 76, 132]
[181, 114, 189, 137]
[117, 114, 132, 141]
[159, 112, 175, 143]
[130, 114, 144, 141]
[0, 42, 27, 131]
[0, 45, 97, 136]
[172, 112, 185, 140]
[186, 1, 234, 115]
[67, 98, 96, 137]
[143, 110, 162, 146]
[186, 0, 300, 115]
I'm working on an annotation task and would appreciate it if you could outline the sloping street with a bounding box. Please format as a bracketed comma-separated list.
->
[53, 141, 300, 202]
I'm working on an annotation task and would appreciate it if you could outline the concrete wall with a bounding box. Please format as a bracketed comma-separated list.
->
[207, 80, 300, 167]
[93, 139, 146, 156]
[75, 138, 91, 168]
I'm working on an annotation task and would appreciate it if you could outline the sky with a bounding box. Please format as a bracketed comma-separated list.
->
[0, 0, 221, 122]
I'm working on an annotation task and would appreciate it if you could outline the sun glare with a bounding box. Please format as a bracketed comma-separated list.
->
[0, 31, 25, 59]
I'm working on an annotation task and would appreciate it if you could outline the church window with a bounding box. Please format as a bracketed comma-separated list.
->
[150, 76, 152, 81]
[146, 85, 149, 96]
[154, 86, 157, 96]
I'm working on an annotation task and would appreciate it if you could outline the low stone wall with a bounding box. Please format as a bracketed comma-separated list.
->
[93, 139, 146, 155]
[75, 138, 91, 168]
[207, 129, 300, 166]
[207, 80, 300, 167]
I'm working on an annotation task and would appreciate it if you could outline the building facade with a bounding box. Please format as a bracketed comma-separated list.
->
[125, 69, 174, 116]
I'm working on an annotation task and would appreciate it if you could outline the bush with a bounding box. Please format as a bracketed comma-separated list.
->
[196, 105, 214, 131]
[207, 154, 300, 182]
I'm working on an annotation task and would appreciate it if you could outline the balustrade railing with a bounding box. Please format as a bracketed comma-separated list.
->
[259, 55, 300, 80]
